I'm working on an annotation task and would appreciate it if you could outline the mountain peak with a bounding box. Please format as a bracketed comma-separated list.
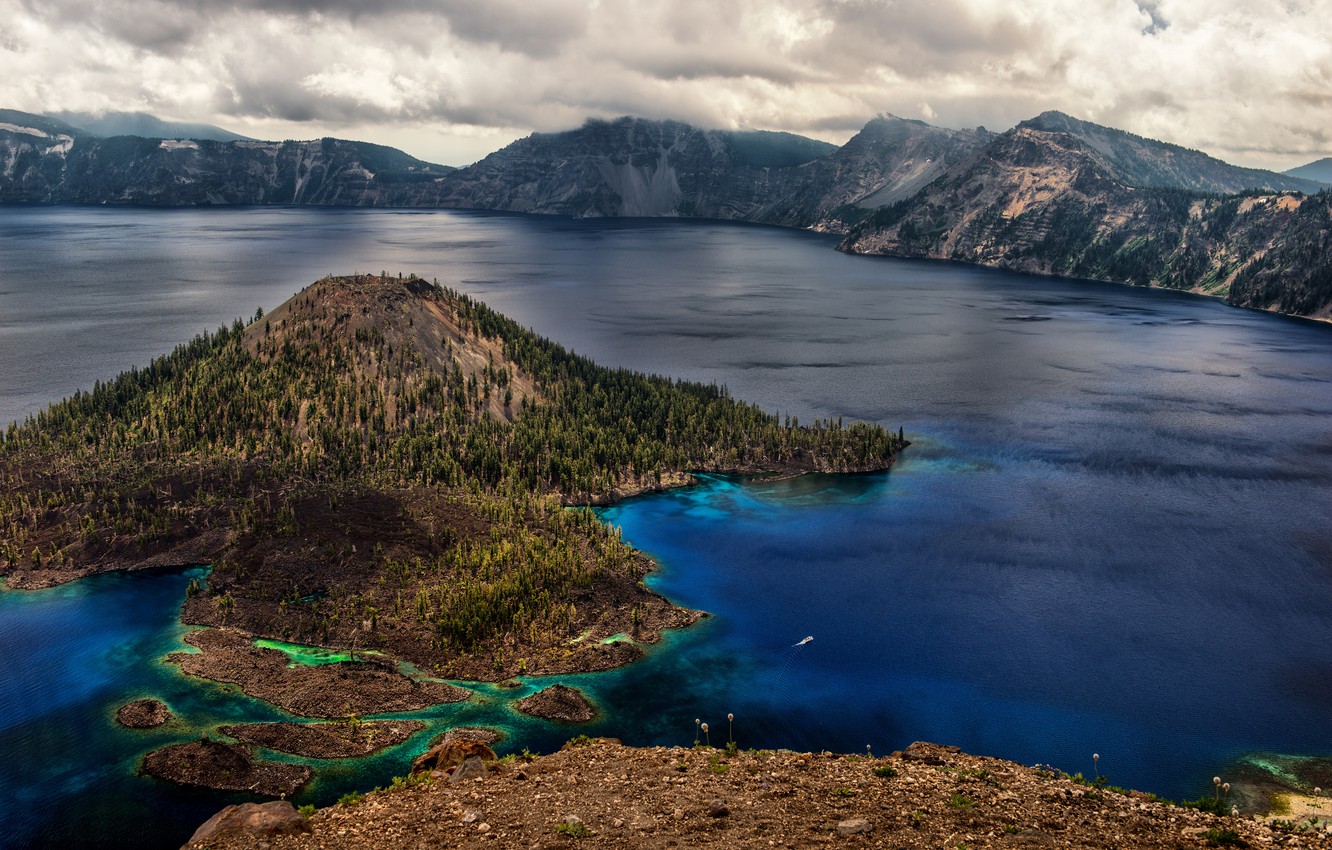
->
[1016, 110, 1322, 194]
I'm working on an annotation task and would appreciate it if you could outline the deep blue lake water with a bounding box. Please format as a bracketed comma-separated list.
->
[1, 206, 1330, 848]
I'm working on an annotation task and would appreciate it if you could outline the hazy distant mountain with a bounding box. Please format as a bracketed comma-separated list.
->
[0, 108, 88, 139]
[1284, 157, 1332, 186]
[0, 109, 454, 205]
[50, 110, 253, 142]
[840, 124, 1332, 317]
[434, 116, 837, 219]
[1020, 111, 1325, 194]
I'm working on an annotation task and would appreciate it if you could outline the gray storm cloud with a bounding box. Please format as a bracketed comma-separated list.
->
[3, 0, 1329, 169]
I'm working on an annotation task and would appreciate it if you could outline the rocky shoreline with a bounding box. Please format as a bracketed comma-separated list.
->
[169, 628, 469, 718]
[219, 721, 426, 759]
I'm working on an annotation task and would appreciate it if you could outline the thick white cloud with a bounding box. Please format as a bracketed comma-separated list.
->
[2, 0, 1328, 169]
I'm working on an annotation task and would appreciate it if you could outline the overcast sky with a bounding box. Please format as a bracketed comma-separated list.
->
[3, 0, 1329, 169]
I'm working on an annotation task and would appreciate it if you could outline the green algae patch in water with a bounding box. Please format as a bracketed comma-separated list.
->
[253, 638, 383, 667]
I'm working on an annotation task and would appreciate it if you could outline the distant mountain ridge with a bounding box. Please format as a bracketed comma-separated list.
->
[1, 106, 1328, 318]
[49, 110, 254, 142]
[0, 109, 454, 205]
[1285, 157, 1332, 186]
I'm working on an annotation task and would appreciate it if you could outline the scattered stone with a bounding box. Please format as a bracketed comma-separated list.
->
[512, 684, 597, 723]
[143, 739, 311, 796]
[219, 720, 424, 758]
[461, 811, 480, 824]
[115, 698, 171, 729]
[184, 801, 309, 848]
[411, 739, 497, 775]
[836, 818, 872, 836]
[708, 799, 730, 818]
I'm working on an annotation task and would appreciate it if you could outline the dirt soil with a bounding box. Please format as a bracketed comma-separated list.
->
[187, 739, 1332, 849]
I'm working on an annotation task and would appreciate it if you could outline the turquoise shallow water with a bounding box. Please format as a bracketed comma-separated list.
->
[2, 207, 1331, 847]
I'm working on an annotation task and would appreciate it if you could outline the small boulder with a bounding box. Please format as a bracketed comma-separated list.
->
[836, 818, 872, 836]
[900, 741, 956, 765]
[448, 756, 489, 784]
[184, 801, 309, 848]
[411, 739, 497, 775]
[707, 799, 730, 818]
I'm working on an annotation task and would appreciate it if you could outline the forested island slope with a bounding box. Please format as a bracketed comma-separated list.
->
[0, 274, 902, 679]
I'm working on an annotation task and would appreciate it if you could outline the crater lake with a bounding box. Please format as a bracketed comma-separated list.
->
[1, 206, 1330, 848]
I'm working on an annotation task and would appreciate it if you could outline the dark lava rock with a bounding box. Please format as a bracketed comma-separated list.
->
[512, 684, 598, 723]
[142, 739, 311, 796]
[115, 699, 171, 729]
[183, 801, 310, 848]
[169, 629, 468, 717]
[219, 720, 424, 759]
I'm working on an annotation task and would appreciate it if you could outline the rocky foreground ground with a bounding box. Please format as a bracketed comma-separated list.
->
[188, 740, 1332, 849]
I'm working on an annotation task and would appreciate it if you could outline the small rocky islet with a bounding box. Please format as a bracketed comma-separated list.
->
[141, 738, 311, 797]
[219, 720, 426, 759]
[114, 698, 172, 729]
[512, 684, 598, 723]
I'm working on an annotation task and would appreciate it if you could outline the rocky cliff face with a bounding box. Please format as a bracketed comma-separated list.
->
[0, 110, 454, 205]
[840, 127, 1332, 318]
